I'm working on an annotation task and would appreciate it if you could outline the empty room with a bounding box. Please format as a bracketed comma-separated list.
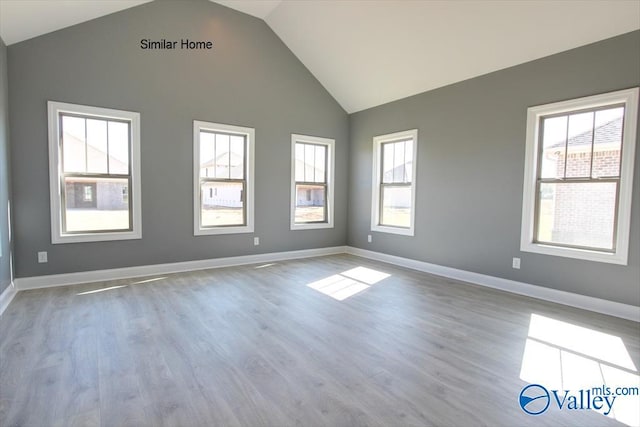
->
[0, 0, 639, 426]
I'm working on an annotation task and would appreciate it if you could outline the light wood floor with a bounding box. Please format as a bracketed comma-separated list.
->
[1, 254, 638, 426]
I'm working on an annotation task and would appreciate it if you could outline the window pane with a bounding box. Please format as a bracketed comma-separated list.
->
[201, 181, 244, 227]
[536, 182, 616, 250]
[64, 177, 130, 232]
[393, 141, 406, 182]
[405, 140, 413, 180]
[229, 135, 245, 179]
[304, 144, 315, 182]
[108, 121, 129, 175]
[199, 132, 215, 178]
[382, 142, 394, 184]
[83, 185, 93, 202]
[62, 116, 86, 173]
[86, 119, 108, 174]
[381, 186, 411, 228]
[215, 134, 230, 179]
[565, 112, 594, 178]
[540, 115, 567, 179]
[294, 184, 326, 223]
[295, 143, 305, 182]
[314, 145, 326, 183]
[593, 107, 623, 178]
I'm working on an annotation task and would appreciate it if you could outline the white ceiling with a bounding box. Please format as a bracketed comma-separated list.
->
[215, 0, 281, 19]
[1, 1, 638, 113]
[0, 1, 153, 46]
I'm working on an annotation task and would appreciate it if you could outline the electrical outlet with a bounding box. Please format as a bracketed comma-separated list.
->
[367, 234, 372, 243]
[512, 257, 521, 269]
[254, 237, 260, 246]
[38, 251, 48, 263]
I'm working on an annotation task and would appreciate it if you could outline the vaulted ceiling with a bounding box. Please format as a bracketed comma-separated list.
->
[1, 0, 638, 113]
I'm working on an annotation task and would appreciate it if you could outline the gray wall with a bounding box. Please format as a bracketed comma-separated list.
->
[6, 1, 639, 308]
[8, 0, 348, 277]
[349, 31, 640, 307]
[0, 37, 13, 293]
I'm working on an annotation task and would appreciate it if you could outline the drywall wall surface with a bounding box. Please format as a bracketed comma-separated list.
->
[348, 31, 640, 306]
[9, 0, 348, 277]
[0, 37, 13, 292]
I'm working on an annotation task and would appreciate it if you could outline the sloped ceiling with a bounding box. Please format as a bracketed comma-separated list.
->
[0, 1, 153, 46]
[1, 0, 639, 113]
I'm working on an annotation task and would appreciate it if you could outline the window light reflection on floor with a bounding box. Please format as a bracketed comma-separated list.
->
[306, 267, 390, 301]
[520, 314, 640, 426]
[255, 263, 276, 269]
[130, 276, 167, 285]
[76, 284, 128, 295]
[76, 276, 168, 295]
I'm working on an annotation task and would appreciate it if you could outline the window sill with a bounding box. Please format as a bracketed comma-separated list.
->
[520, 241, 627, 265]
[371, 224, 414, 236]
[195, 225, 254, 236]
[52, 230, 141, 244]
[291, 222, 334, 231]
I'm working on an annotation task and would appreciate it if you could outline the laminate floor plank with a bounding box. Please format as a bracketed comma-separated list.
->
[1, 254, 638, 426]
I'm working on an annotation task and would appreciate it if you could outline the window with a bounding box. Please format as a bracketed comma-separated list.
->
[193, 121, 254, 235]
[47, 101, 141, 244]
[521, 88, 638, 264]
[83, 185, 93, 202]
[371, 129, 418, 236]
[290, 134, 335, 230]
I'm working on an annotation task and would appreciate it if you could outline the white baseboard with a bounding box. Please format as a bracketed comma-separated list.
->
[7, 245, 638, 323]
[345, 247, 640, 323]
[0, 281, 17, 316]
[14, 246, 347, 291]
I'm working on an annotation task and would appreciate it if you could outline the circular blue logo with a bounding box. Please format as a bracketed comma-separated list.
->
[519, 384, 550, 415]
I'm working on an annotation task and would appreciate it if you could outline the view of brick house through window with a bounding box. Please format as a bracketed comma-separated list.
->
[537, 106, 624, 251]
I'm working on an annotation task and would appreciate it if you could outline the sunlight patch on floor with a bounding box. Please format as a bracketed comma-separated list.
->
[528, 314, 636, 370]
[520, 314, 640, 426]
[306, 266, 390, 301]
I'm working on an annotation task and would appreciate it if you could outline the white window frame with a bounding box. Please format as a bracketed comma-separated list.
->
[371, 129, 418, 236]
[290, 134, 335, 230]
[520, 88, 638, 265]
[193, 120, 255, 236]
[47, 101, 142, 244]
